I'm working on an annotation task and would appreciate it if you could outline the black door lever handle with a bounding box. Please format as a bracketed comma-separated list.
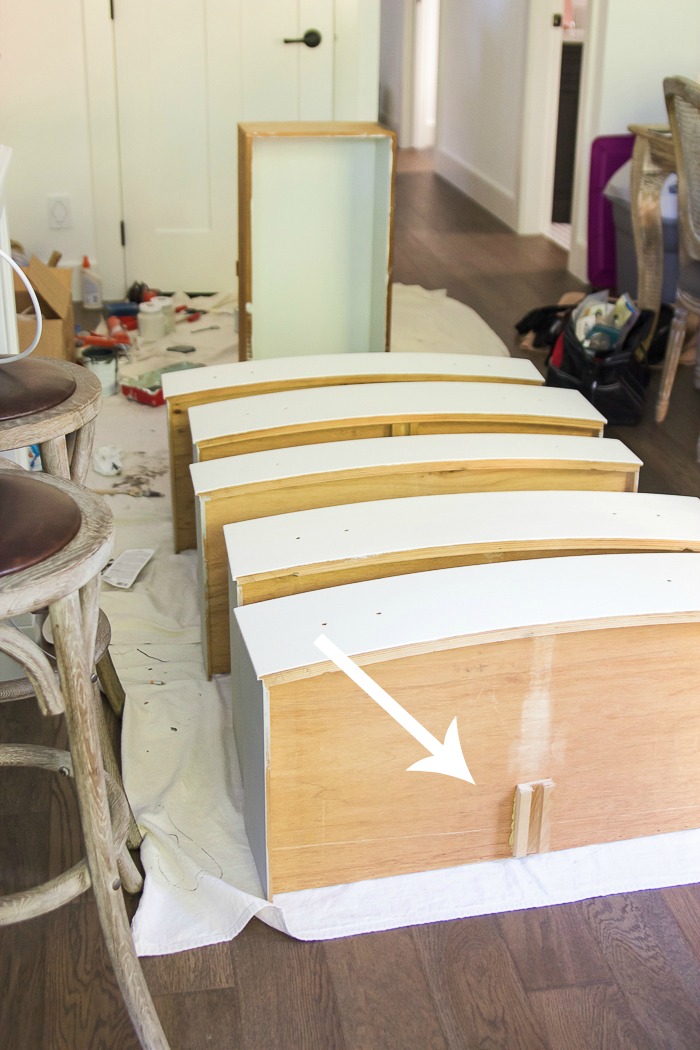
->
[283, 29, 322, 48]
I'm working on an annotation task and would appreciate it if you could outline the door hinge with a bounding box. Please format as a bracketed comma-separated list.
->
[110, 0, 115, 20]
[120, 221, 126, 247]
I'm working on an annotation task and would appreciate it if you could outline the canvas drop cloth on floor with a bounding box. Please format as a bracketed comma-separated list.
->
[83, 286, 699, 957]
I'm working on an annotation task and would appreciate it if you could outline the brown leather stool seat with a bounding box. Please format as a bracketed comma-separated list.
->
[0, 358, 77, 422]
[0, 359, 101, 482]
[0, 472, 82, 577]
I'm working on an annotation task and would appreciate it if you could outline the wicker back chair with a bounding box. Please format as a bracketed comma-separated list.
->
[655, 76, 700, 429]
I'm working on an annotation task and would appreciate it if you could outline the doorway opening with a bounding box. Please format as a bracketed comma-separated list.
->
[411, 0, 440, 150]
[379, 0, 440, 152]
[547, 1, 587, 252]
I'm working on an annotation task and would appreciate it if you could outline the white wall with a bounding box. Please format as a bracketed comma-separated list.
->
[412, 0, 440, 149]
[568, 0, 700, 279]
[589, 0, 700, 134]
[434, 0, 529, 229]
[379, 0, 405, 131]
[0, 0, 97, 290]
[572, 1, 588, 29]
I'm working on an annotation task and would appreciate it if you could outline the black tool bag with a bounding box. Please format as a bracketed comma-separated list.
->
[545, 308, 655, 425]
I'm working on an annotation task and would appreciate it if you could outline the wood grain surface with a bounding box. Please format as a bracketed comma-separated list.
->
[262, 621, 700, 893]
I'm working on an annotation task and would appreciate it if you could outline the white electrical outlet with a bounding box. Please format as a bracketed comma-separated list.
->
[48, 195, 72, 230]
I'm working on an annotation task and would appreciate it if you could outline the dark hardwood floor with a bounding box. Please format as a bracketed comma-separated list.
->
[2, 152, 700, 1049]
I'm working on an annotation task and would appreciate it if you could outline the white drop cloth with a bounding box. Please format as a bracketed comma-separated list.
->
[84, 286, 698, 958]
[391, 284, 510, 357]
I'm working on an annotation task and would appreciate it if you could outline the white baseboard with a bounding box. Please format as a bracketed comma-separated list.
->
[568, 237, 588, 283]
[434, 148, 518, 230]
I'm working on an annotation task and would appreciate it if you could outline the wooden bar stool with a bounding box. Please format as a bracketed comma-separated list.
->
[0, 602, 138, 848]
[0, 355, 129, 727]
[0, 468, 170, 1050]
[0, 357, 102, 481]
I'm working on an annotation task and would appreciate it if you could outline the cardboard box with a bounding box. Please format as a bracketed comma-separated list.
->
[14, 256, 75, 362]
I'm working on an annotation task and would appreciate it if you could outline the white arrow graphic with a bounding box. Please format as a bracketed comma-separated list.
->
[314, 633, 476, 785]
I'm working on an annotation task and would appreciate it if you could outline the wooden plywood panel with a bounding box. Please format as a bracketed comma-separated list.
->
[235, 581, 700, 897]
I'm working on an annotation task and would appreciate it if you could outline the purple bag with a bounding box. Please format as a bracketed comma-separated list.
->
[587, 134, 634, 288]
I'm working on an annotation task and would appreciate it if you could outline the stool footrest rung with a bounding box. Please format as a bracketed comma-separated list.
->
[0, 743, 141, 919]
[0, 860, 91, 923]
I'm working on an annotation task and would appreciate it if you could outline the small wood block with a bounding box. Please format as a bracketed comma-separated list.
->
[512, 780, 556, 858]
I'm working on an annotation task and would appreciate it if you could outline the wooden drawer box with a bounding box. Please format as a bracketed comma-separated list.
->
[238, 122, 396, 361]
[163, 351, 543, 553]
[232, 553, 700, 897]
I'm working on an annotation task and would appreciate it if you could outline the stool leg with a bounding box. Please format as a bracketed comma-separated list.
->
[97, 648, 126, 718]
[38, 434, 71, 479]
[692, 319, 700, 390]
[116, 836, 145, 897]
[50, 591, 170, 1050]
[655, 305, 687, 423]
[70, 417, 97, 484]
[81, 579, 142, 852]
[93, 680, 144, 852]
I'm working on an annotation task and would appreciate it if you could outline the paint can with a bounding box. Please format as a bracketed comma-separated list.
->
[81, 347, 117, 396]
[138, 300, 166, 341]
[152, 295, 176, 334]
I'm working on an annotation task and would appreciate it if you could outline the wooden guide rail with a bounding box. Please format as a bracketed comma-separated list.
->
[224, 490, 700, 605]
[191, 432, 641, 677]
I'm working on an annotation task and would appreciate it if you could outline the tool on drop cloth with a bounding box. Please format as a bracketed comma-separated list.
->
[107, 315, 132, 345]
[127, 281, 156, 303]
[106, 302, 140, 317]
[75, 333, 128, 350]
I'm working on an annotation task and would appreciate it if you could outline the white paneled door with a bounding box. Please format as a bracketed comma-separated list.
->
[240, 1, 334, 121]
[112, 0, 336, 292]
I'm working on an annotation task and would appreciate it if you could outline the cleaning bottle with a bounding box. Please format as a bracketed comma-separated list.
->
[81, 255, 103, 310]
